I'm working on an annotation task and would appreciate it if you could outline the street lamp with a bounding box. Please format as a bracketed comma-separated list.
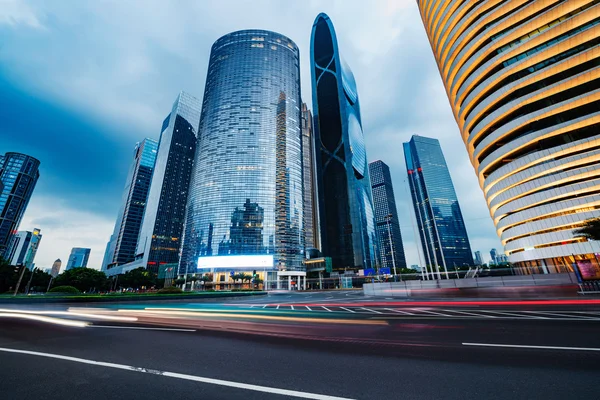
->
[385, 214, 400, 281]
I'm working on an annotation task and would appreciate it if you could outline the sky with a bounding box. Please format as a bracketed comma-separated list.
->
[0, 0, 502, 272]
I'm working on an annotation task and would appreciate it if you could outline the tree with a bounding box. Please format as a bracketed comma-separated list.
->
[573, 218, 600, 241]
[0, 259, 52, 294]
[53, 267, 109, 293]
[118, 268, 157, 290]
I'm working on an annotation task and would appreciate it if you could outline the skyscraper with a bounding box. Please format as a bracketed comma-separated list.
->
[66, 247, 91, 270]
[301, 102, 319, 251]
[0, 153, 40, 257]
[5, 228, 42, 270]
[404, 135, 473, 278]
[180, 30, 303, 280]
[51, 259, 61, 277]
[136, 92, 200, 274]
[310, 13, 377, 271]
[102, 138, 158, 271]
[474, 251, 483, 266]
[490, 248, 498, 265]
[369, 160, 407, 273]
[417, 1, 600, 273]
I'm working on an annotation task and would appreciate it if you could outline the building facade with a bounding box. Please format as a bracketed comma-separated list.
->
[5, 228, 42, 270]
[474, 251, 483, 266]
[66, 247, 91, 270]
[179, 30, 304, 282]
[404, 135, 473, 278]
[310, 13, 377, 271]
[369, 160, 407, 272]
[0, 153, 40, 257]
[103, 139, 158, 271]
[417, 0, 600, 273]
[136, 92, 200, 274]
[51, 259, 61, 277]
[301, 102, 320, 251]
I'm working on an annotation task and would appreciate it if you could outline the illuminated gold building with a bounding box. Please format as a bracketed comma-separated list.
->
[417, 0, 600, 273]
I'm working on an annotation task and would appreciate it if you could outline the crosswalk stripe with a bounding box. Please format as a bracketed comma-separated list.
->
[340, 307, 356, 313]
[411, 309, 453, 317]
[359, 308, 382, 314]
[442, 310, 495, 318]
[383, 308, 414, 315]
[321, 306, 332, 312]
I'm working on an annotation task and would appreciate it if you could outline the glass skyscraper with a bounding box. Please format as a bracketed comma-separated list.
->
[404, 135, 473, 278]
[5, 228, 42, 270]
[369, 160, 407, 272]
[66, 247, 91, 270]
[301, 102, 319, 251]
[102, 138, 158, 271]
[418, 1, 600, 273]
[310, 13, 377, 270]
[0, 153, 40, 257]
[136, 92, 200, 274]
[180, 30, 303, 277]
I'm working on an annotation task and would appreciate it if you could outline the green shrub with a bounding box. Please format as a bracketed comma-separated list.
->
[156, 286, 183, 294]
[48, 285, 80, 294]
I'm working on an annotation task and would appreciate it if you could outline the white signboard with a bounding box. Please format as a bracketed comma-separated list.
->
[197, 255, 274, 269]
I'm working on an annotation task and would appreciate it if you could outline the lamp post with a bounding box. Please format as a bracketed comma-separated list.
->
[385, 214, 400, 281]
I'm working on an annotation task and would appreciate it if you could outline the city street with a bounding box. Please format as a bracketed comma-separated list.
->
[1, 291, 599, 399]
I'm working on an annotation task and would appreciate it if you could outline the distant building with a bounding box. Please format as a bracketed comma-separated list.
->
[490, 249, 498, 265]
[369, 160, 407, 272]
[103, 138, 158, 271]
[5, 228, 42, 270]
[0, 153, 40, 257]
[310, 13, 377, 271]
[410, 264, 420, 271]
[51, 259, 62, 277]
[474, 251, 483, 266]
[496, 254, 509, 264]
[404, 135, 473, 278]
[136, 92, 199, 275]
[66, 248, 91, 270]
[301, 102, 319, 251]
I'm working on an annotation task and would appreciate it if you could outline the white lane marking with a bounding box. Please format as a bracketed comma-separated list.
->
[305, 306, 312, 311]
[326, 297, 334, 300]
[521, 311, 598, 320]
[276, 305, 280, 310]
[412, 309, 452, 317]
[290, 305, 294, 311]
[321, 306, 332, 312]
[0, 347, 354, 400]
[91, 326, 196, 332]
[359, 308, 382, 314]
[340, 307, 356, 313]
[442, 310, 496, 318]
[462, 342, 600, 352]
[262, 305, 268, 309]
[479, 310, 547, 319]
[383, 309, 414, 315]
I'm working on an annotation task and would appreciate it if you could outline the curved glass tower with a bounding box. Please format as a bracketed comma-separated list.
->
[418, 1, 600, 273]
[180, 30, 303, 275]
[310, 13, 376, 270]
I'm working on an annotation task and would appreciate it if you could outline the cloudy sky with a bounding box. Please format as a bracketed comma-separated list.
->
[0, 0, 502, 271]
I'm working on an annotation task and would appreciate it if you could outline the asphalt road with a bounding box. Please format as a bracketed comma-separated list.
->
[1, 290, 599, 399]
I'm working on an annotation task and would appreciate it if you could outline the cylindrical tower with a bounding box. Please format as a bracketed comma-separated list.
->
[181, 30, 303, 276]
[418, 1, 600, 273]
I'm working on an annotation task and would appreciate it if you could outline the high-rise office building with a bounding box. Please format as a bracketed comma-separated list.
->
[66, 247, 91, 270]
[474, 251, 483, 266]
[5, 228, 42, 270]
[0, 153, 40, 257]
[310, 13, 377, 270]
[369, 160, 407, 272]
[490, 248, 498, 265]
[180, 30, 303, 280]
[301, 102, 319, 251]
[404, 135, 473, 278]
[51, 259, 61, 277]
[102, 139, 158, 271]
[136, 92, 199, 274]
[418, 1, 600, 273]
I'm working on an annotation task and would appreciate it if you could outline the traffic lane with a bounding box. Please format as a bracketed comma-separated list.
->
[0, 352, 298, 400]
[1, 319, 600, 400]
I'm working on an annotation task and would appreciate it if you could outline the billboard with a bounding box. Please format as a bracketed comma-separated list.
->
[576, 259, 600, 281]
[197, 255, 274, 269]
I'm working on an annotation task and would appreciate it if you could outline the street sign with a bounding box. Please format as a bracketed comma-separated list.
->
[379, 267, 391, 275]
[364, 268, 375, 276]
[325, 257, 333, 273]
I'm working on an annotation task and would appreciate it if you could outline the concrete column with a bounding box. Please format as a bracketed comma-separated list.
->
[277, 275, 281, 290]
[288, 275, 292, 291]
